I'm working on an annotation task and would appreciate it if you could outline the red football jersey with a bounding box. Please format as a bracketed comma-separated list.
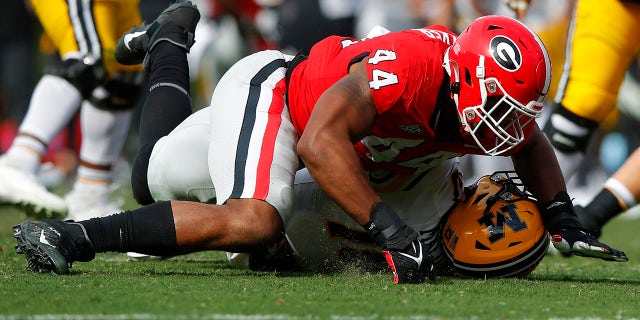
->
[288, 26, 520, 178]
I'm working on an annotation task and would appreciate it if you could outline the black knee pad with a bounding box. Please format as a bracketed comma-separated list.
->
[90, 70, 146, 111]
[46, 57, 104, 98]
[542, 104, 598, 154]
[131, 143, 155, 205]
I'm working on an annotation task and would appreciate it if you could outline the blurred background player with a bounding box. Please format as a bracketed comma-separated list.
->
[577, 147, 640, 238]
[542, 0, 640, 188]
[0, 0, 144, 220]
[0, 1, 39, 128]
[187, 0, 279, 107]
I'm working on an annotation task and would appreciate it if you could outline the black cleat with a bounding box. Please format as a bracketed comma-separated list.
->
[115, 0, 201, 67]
[383, 239, 435, 284]
[13, 220, 95, 275]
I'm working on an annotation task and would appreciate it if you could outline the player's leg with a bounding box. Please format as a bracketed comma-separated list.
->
[127, 1, 200, 205]
[14, 49, 292, 271]
[63, 103, 133, 221]
[543, 0, 640, 181]
[129, 42, 196, 205]
[0, 71, 78, 218]
[0, 0, 106, 218]
[578, 147, 640, 238]
[64, 0, 144, 221]
[14, 6, 297, 274]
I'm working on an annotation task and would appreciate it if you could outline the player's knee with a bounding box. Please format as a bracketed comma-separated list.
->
[46, 59, 143, 111]
[229, 199, 284, 245]
[543, 103, 598, 154]
[131, 143, 155, 205]
[249, 211, 284, 245]
[46, 57, 104, 99]
[90, 70, 145, 111]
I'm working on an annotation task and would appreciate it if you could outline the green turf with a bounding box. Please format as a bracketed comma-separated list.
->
[1, 197, 639, 319]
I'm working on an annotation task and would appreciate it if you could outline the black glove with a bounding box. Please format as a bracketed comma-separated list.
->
[542, 192, 628, 262]
[364, 202, 436, 283]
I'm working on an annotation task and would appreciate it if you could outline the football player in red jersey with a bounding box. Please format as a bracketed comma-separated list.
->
[13, 1, 627, 282]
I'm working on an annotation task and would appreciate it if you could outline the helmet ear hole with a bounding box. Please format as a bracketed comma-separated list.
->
[463, 68, 473, 86]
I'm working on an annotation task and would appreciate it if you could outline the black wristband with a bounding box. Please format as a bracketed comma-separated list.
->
[362, 202, 418, 250]
[541, 191, 582, 233]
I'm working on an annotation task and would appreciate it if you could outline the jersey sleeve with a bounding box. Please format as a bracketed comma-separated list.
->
[364, 27, 456, 115]
[364, 41, 414, 115]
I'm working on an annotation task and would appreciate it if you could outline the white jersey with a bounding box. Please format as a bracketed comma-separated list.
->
[283, 160, 459, 272]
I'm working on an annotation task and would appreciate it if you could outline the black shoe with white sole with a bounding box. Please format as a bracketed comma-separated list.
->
[115, 0, 201, 67]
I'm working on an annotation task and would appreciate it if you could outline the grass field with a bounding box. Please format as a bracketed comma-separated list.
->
[1, 186, 640, 320]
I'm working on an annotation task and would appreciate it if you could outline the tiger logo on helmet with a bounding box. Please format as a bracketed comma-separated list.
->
[440, 171, 549, 278]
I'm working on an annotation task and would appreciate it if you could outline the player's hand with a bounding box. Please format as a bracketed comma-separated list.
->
[551, 228, 628, 262]
[504, 0, 531, 19]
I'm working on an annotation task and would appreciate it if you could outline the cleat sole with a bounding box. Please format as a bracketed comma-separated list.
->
[13, 222, 71, 275]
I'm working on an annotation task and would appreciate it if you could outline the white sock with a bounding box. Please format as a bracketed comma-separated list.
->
[78, 100, 132, 165]
[76, 165, 112, 184]
[69, 167, 113, 204]
[2, 75, 81, 173]
[2, 135, 44, 173]
[18, 74, 82, 143]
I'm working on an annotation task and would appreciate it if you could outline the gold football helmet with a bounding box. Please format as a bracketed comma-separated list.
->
[440, 171, 549, 278]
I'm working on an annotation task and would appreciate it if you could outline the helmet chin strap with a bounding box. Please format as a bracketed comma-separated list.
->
[442, 47, 463, 126]
[450, 82, 460, 94]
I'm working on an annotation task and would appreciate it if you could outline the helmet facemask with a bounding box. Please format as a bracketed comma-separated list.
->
[462, 77, 543, 156]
